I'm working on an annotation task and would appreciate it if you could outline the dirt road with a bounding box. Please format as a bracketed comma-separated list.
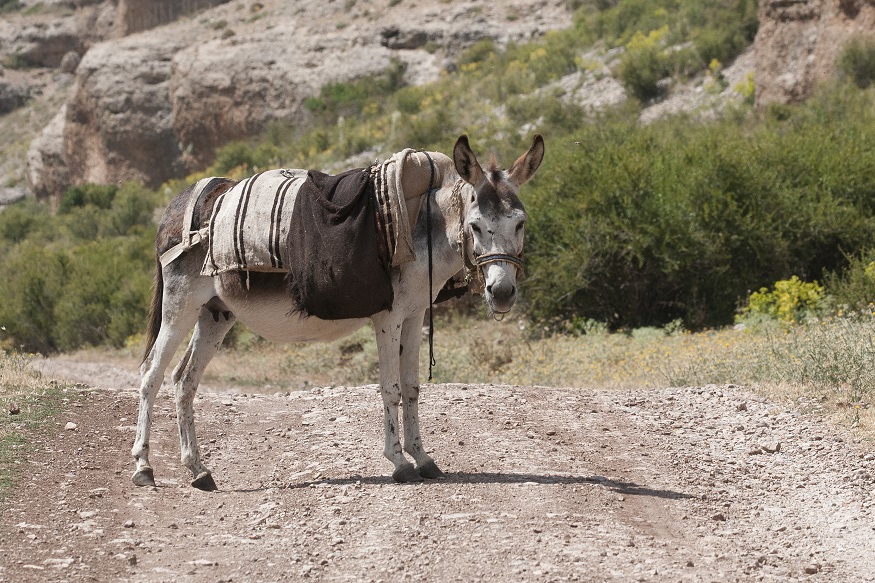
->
[2, 357, 874, 582]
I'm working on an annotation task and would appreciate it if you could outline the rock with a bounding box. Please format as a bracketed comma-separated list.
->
[0, 186, 28, 206]
[755, 0, 875, 109]
[58, 51, 81, 74]
[43, 557, 75, 569]
[26, 107, 69, 202]
[26, 0, 572, 200]
[711, 513, 726, 522]
[64, 421, 77, 430]
[759, 440, 781, 454]
[0, 81, 29, 114]
[8, 402, 20, 415]
[804, 563, 821, 574]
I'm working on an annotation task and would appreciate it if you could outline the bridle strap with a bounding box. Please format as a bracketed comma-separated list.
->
[475, 253, 524, 273]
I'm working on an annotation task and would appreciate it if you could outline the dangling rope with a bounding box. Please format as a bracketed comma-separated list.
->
[422, 150, 437, 382]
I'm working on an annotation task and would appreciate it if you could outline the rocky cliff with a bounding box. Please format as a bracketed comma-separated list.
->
[15, 0, 570, 202]
[755, 0, 875, 109]
[4, 0, 875, 204]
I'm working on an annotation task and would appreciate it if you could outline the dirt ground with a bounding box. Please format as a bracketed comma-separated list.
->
[2, 355, 874, 582]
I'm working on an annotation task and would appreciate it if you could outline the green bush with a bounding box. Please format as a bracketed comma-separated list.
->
[615, 28, 670, 101]
[0, 199, 50, 244]
[823, 250, 875, 313]
[58, 184, 117, 214]
[838, 35, 875, 89]
[0, 182, 159, 353]
[521, 87, 875, 330]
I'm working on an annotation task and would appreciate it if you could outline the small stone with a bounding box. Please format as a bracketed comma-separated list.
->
[123, 520, 135, 528]
[686, 560, 694, 567]
[804, 563, 820, 574]
[711, 513, 726, 521]
[759, 440, 781, 453]
[65, 422, 78, 431]
[8, 402, 20, 415]
[736, 402, 747, 411]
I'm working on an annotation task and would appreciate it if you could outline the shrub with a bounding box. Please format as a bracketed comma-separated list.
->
[520, 88, 875, 330]
[0, 199, 49, 244]
[738, 276, 825, 325]
[838, 35, 875, 89]
[58, 184, 117, 214]
[823, 250, 875, 313]
[615, 28, 670, 101]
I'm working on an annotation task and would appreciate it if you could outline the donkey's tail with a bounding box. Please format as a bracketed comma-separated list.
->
[141, 257, 163, 365]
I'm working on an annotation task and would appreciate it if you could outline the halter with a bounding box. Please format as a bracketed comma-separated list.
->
[451, 179, 525, 295]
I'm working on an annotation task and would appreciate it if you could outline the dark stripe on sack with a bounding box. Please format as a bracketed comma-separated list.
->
[270, 177, 293, 268]
[274, 175, 297, 269]
[209, 192, 227, 274]
[235, 172, 263, 270]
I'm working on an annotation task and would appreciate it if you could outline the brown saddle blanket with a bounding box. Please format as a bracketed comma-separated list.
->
[287, 168, 393, 320]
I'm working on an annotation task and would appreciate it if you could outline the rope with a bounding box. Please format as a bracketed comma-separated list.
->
[422, 150, 437, 382]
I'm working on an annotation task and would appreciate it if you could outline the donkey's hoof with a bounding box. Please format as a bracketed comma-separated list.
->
[392, 464, 424, 483]
[131, 468, 155, 487]
[191, 471, 218, 491]
[417, 460, 445, 479]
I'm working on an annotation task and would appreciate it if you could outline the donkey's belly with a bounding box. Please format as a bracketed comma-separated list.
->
[214, 271, 370, 343]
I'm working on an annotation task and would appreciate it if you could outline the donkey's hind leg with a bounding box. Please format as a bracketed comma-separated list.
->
[400, 311, 444, 479]
[132, 284, 205, 487]
[172, 303, 237, 491]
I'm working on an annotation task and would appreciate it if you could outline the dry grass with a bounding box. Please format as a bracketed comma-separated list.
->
[16, 311, 875, 439]
[192, 313, 875, 437]
[0, 351, 80, 496]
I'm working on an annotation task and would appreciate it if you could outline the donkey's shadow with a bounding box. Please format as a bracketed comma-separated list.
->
[240, 472, 693, 501]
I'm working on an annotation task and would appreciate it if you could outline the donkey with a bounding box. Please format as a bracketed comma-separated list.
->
[132, 134, 545, 489]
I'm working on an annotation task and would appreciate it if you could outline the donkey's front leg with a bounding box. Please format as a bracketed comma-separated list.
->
[400, 311, 444, 479]
[373, 315, 422, 483]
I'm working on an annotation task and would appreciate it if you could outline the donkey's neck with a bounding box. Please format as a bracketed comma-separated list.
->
[422, 175, 469, 286]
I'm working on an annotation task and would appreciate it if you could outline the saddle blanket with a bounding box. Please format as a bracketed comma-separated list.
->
[200, 149, 420, 279]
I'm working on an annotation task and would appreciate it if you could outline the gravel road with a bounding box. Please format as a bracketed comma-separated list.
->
[1, 357, 874, 582]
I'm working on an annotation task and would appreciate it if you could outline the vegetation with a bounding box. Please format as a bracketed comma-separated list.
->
[0, 0, 873, 423]
[0, 352, 79, 498]
[0, 184, 158, 354]
[838, 35, 875, 89]
[524, 85, 875, 330]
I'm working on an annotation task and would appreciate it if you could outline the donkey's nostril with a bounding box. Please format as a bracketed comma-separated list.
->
[486, 284, 493, 295]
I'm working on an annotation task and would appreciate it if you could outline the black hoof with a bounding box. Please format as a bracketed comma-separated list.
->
[417, 460, 445, 479]
[191, 471, 218, 491]
[392, 464, 424, 483]
[131, 468, 155, 487]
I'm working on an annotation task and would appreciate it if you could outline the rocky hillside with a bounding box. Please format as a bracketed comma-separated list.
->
[2, 0, 570, 204]
[0, 0, 873, 205]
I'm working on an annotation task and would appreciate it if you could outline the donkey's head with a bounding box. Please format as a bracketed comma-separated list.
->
[453, 134, 545, 314]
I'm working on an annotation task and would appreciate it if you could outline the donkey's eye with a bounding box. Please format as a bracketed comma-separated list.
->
[471, 224, 482, 235]
[515, 222, 525, 233]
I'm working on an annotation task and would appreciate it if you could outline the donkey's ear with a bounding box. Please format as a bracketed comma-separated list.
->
[508, 134, 545, 186]
[453, 135, 486, 186]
